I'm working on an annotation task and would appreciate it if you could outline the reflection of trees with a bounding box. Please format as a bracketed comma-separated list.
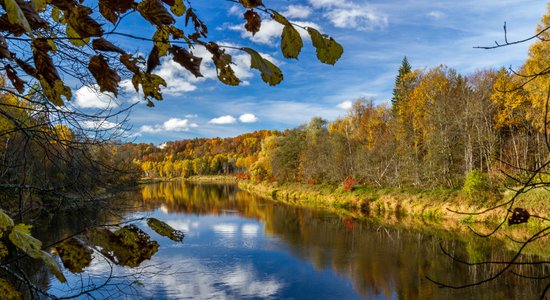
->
[140, 182, 548, 299]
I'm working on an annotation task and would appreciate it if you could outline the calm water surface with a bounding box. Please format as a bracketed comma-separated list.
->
[34, 181, 546, 299]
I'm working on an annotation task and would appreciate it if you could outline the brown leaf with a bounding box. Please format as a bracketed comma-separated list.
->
[15, 58, 37, 77]
[66, 5, 104, 38]
[508, 207, 530, 226]
[88, 55, 121, 96]
[239, 0, 263, 8]
[49, 0, 77, 10]
[205, 42, 240, 86]
[244, 10, 261, 36]
[120, 54, 143, 74]
[92, 38, 125, 54]
[19, 1, 48, 30]
[98, 0, 134, 24]
[160, 0, 175, 5]
[138, 0, 175, 27]
[0, 35, 11, 59]
[0, 14, 27, 36]
[170, 46, 202, 78]
[185, 8, 207, 38]
[32, 38, 60, 87]
[146, 46, 160, 74]
[5, 64, 25, 93]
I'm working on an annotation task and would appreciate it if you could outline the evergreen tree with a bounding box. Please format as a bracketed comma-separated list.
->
[391, 56, 412, 111]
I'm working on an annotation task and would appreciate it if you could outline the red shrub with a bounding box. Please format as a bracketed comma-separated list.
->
[342, 177, 357, 192]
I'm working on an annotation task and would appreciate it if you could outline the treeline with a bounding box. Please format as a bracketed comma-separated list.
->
[131, 130, 277, 178]
[134, 7, 549, 191]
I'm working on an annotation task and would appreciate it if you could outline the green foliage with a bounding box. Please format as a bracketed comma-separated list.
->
[462, 170, 490, 198]
[55, 238, 93, 273]
[147, 218, 184, 242]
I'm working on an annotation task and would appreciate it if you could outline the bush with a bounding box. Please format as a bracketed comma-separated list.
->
[342, 177, 357, 192]
[462, 170, 497, 205]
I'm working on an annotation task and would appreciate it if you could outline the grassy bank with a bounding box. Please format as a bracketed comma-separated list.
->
[237, 180, 548, 226]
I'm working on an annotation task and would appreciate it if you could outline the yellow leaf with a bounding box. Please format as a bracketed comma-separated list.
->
[31, 0, 47, 12]
[4, 0, 32, 33]
[170, 0, 186, 16]
[66, 24, 90, 47]
[0, 210, 14, 231]
[39, 251, 67, 283]
[9, 224, 42, 259]
[307, 27, 343, 65]
[243, 48, 283, 86]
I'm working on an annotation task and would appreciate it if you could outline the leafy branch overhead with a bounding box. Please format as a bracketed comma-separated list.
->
[0, 0, 343, 107]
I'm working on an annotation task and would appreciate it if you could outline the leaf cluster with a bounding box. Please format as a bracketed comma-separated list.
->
[0, 0, 343, 107]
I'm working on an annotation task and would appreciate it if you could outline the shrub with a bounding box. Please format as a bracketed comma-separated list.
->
[342, 177, 357, 192]
[462, 170, 497, 205]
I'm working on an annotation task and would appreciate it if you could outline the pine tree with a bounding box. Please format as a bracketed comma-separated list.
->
[391, 56, 412, 111]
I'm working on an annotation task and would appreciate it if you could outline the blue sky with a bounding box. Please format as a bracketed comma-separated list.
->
[70, 1, 548, 144]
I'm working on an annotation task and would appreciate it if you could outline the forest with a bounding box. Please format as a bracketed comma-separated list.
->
[133, 34, 549, 194]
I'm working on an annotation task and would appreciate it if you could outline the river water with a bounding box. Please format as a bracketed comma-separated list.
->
[32, 181, 546, 299]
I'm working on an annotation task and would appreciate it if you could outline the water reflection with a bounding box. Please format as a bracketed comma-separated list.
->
[137, 181, 547, 299]
[32, 180, 549, 299]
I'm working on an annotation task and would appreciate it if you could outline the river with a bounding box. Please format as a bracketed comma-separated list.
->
[29, 181, 546, 299]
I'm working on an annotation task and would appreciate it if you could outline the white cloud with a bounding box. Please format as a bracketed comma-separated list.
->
[81, 120, 120, 130]
[185, 114, 198, 118]
[209, 115, 237, 125]
[73, 85, 118, 109]
[337, 100, 353, 110]
[307, 0, 388, 31]
[154, 59, 199, 96]
[282, 5, 312, 19]
[427, 10, 446, 20]
[140, 118, 198, 133]
[239, 113, 258, 123]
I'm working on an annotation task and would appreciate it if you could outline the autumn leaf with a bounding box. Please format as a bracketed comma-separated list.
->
[9, 224, 42, 259]
[271, 11, 302, 59]
[152, 26, 171, 56]
[66, 24, 89, 47]
[15, 58, 37, 78]
[92, 38, 125, 54]
[98, 0, 133, 24]
[0, 209, 14, 231]
[206, 43, 241, 86]
[32, 38, 60, 87]
[508, 207, 530, 226]
[170, 0, 186, 16]
[244, 10, 261, 36]
[146, 46, 160, 74]
[243, 47, 283, 86]
[89, 55, 121, 96]
[138, 0, 175, 27]
[66, 5, 104, 38]
[147, 218, 184, 242]
[239, 0, 263, 8]
[307, 27, 343, 65]
[120, 54, 144, 75]
[31, 0, 47, 12]
[5, 64, 25, 93]
[185, 8, 208, 38]
[4, 0, 32, 33]
[40, 251, 66, 282]
[170, 46, 202, 77]
[0, 35, 11, 59]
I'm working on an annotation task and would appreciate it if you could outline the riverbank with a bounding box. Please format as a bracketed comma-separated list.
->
[237, 180, 549, 226]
